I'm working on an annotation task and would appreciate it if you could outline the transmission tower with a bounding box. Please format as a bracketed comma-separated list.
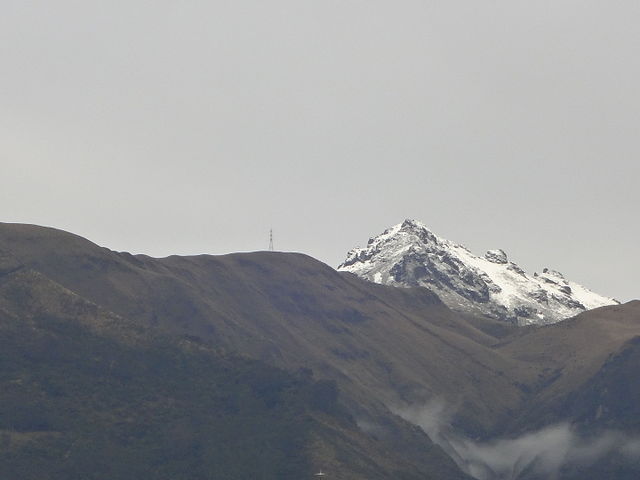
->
[269, 228, 274, 251]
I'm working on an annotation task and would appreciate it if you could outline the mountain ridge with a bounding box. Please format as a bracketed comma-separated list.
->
[338, 219, 618, 325]
[1, 222, 639, 479]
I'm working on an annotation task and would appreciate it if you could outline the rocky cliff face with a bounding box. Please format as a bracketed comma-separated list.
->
[338, 219, 618, 325]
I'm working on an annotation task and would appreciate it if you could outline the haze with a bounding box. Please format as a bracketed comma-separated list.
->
[1, 1, 638, 301]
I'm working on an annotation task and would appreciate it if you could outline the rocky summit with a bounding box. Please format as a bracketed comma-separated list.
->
[338, 219, 618, 325]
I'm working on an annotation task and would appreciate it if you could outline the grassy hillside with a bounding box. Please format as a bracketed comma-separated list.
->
[0, 223, 531, 436]
[1, 223, 639, 479]
[495, 301, 640, 434]
[0, 268, 468, 479]
[0, 270, 309, 479]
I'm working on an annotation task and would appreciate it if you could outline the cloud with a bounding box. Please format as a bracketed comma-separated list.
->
[392, 397, 451, 441]
[622, 438, 640, 458]
[393, 401, 640, 480]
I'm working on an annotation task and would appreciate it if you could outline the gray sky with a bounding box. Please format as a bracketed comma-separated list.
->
[1, 1, 638, 301]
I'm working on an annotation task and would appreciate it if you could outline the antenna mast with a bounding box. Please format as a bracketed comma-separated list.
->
[269, 228, 274, 251]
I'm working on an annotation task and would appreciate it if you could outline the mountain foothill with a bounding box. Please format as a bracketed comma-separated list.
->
[0, 222, 638, 480]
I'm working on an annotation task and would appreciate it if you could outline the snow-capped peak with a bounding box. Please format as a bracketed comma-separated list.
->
[338, 220, 618, 325]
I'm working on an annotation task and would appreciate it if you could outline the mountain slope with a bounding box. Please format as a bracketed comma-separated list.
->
[0, 223, 532, 435]
[1, 222, 639, 479]
[0, 224, 474, 479]
[495, 301, 640, 433]
[338, 219, 617, 325]
[0, 267, 469, 480]
[0, 268, 310, 479]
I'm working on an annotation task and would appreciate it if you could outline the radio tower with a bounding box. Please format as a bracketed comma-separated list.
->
[269, 228, 274, 251]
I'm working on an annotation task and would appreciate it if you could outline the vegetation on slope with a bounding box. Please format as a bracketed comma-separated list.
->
[0, 269, 467, 480]
[0, 270, 338, 480]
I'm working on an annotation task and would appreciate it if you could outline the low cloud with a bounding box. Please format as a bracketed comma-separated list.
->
[622, 438, 640, 458]
[393, 397, 451, 441]
[393, 401, 640, 480]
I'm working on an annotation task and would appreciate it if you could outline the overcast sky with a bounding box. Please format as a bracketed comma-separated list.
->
[1, 1, 638, 301]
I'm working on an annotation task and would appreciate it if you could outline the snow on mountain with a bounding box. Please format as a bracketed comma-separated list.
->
[337, 219, 618, 325]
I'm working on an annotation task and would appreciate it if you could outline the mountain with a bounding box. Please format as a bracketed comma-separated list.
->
[0, 270, 316, 480]
[0, 223, 472, 479]
[0, 223, 530, 435]
[1, 222, 638, 479]
[338, 219, 617, 325]
[0, 265, 469, 480]
[495, 301, 640, 433]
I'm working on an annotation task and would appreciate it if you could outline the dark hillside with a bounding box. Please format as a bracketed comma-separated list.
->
[496, 301, 640, 433]
[0, 223, 529, 436]
[1, 223, 640, 479]
[0, 268, 468, 479]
